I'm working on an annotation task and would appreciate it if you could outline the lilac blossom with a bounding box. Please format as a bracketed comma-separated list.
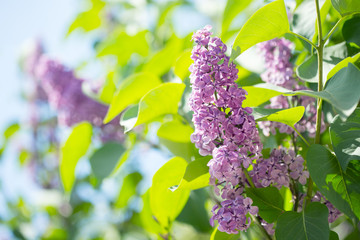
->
[33, 56, 124, 142]
[210, 196, 258, 234]
[251, 148, 309, 189]
[189, 25, 261, 233]
[257, 38, 325, 137]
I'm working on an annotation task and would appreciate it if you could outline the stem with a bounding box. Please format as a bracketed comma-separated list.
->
[243, 167, 255, 188]
[289, 31, 318, 50]
[252, 216, 273, 240]
[293, 127, 310, 147]
[323, 16, 349, 43]
[307, 0, 324, 203]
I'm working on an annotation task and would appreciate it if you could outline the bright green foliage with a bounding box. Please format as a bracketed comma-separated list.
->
[211, 227, 239, 240]
[178, 156, 212, 190]
[115, 172, 142, 209]
[104, 72, 162, 123]
[242, 85, 286, 107]
[327, 53, 360, 79]
[138, 190, 164, 234]
[3, 122, 20, 140]
[150, 157, 190, 228]
[60, 122, 92, 193]
[174, 50, 192, 80]
[142, 36, 184, 76]
[67, 0, 105, 35]
[99, 71, 117, 104]
[120, 83, 186, 132]
[221, 0, 252, 37]
[281, 187, 294, 211]
[231, 0, 290, 60]
[275, 202, 330, 240]
[246, 187, 284, 223]
[97, 30, 149, 66]
[157, 119, 193, 143]
[287, 63, 360, 118]
[255, 106, 305, 129]
[157, 119, 197, 161]
[307, 144, 360, 220]
[89, 142, 126, 182]
[331, 0, 360, 16]
[330, 109, 360, 170]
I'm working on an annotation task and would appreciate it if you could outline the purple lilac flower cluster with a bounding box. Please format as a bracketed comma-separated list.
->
[210, 196, 258, 234]
[251, 148, 309, 189]
[189, 26, 262, 233]
[35, 56, 108, 127]
[23, 45, 124, 143]
[257, 38, 325, 137]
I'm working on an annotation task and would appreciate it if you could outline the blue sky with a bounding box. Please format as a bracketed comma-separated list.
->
[0, 0, 95, 133]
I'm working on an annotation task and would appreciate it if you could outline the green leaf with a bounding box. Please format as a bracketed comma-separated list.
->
[99, 71, 117, 104]
[120, 83, 186, 132]
[287, 63, 360, 118]
[138, 190, 164, 234]
[115, 172, 142, 209]
[97, 30, 149, 66]
[142, 36, 184, 76]
[307, 144, 360, 220]
[67, 0, 105, 35]
[89, 142, 126, 182]
[255, 106, 305, 128]
[177, 189, 212, 232]
[150, 157, 190, 228]
[330, 109, 360, 170]
[275, 202, 330, 240]
[4, 123, 20, 139]
[158, 119, 197, 161]
[60, 122, 92, 193]
[342, 16, 360, 47]
[178, 156, 212, 190]
[157, 119, 193, 143]
[330, 231, 340, 240]
[296, 54, 318, 82]
[174, 50, 192, 80]
[331, 0, 360, 16]
[231, 0, 290, 60]
[246, 187, 284, 223]
[242, 84, 288, 107]
[327, 53, 360, 79]
[292, 0, 318, 40]
[210, 226, 239, 240]
[221, 0, 252, 36]
[104, 72, 162, 123]
[159, 139, 199, 162]
[297, 42, 349, 84]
